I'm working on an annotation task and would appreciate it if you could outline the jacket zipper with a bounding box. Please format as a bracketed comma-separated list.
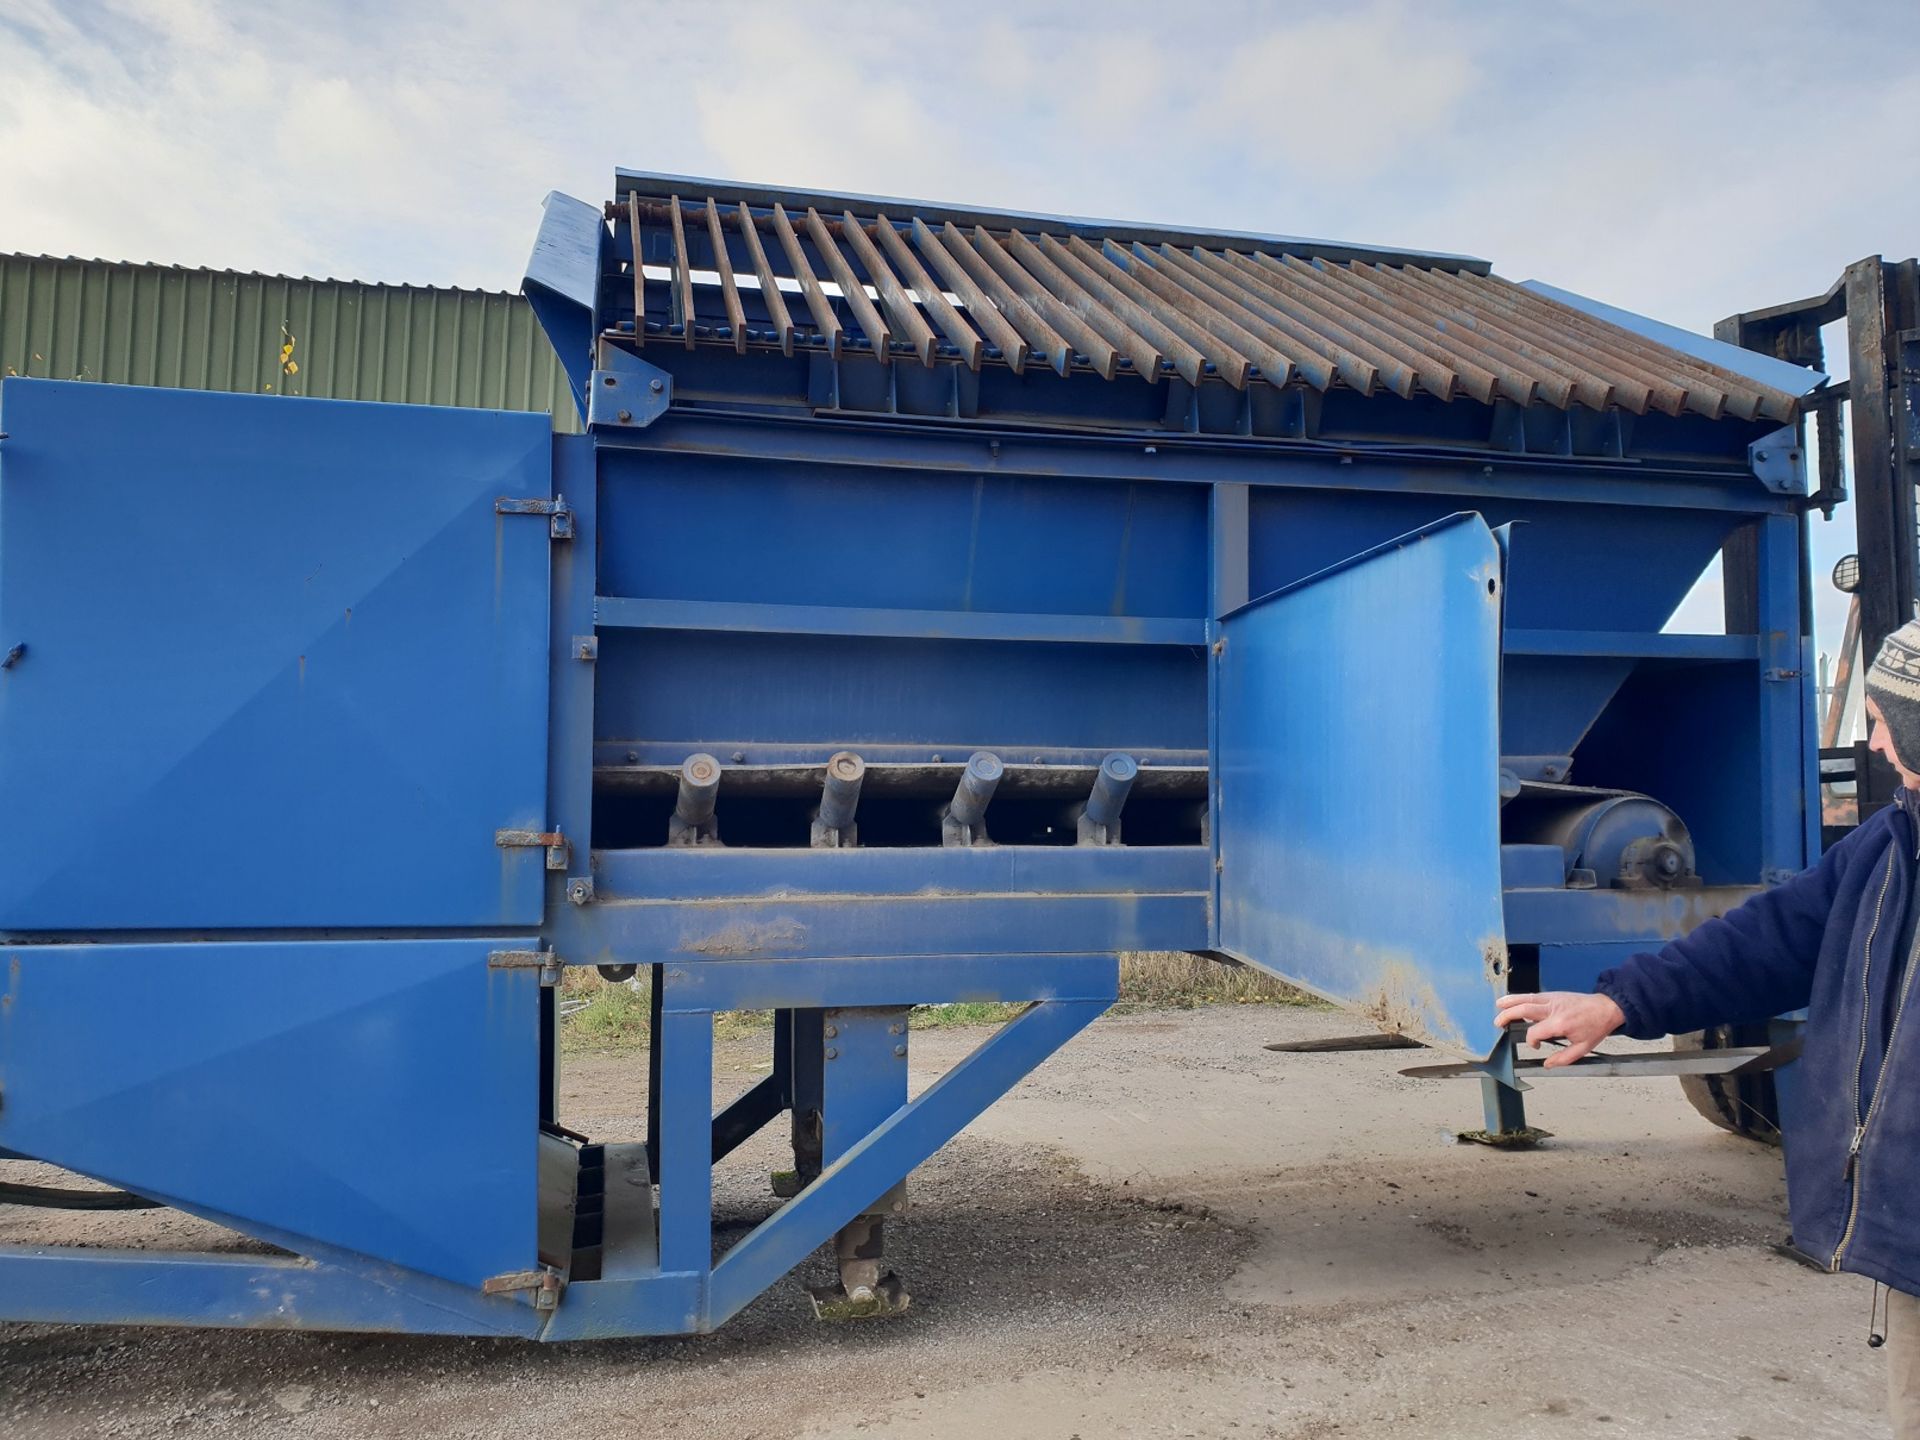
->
[1833, 827, 1920, 1270]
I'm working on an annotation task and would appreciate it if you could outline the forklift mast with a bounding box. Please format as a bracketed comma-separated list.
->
[1721, 257, 1920, 833]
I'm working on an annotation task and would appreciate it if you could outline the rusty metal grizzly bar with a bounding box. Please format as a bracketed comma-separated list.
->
[612, 193, 1798, 421]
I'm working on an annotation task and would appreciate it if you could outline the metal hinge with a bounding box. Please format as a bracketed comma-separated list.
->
[497, 827, 570, 869]
[481, 1267, 565, 1311]
[489, 947, 564, 986]
[495, 494, 574, 540]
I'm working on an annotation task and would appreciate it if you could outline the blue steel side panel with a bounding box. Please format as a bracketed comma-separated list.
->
[1244, 488, 1742, 760]
[0, 1249, 548, 1337]
[0, 379, 553, 931]
[523, 190, 606, 417]
[589, 845, 1211, 900]
[595, 453, 1208, 620]
[1214, 513, 1508, 1057]
[1247, 488, 1740, 632]
[0, 938, 540, 1290]
[596, 631, 1206, 756]
[550, 891, 1206, 965]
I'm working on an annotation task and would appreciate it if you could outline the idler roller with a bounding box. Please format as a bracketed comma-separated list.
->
[668, 752, 722, 846]
[811, 751, 866, 847]
[942, 751, 1003, 846]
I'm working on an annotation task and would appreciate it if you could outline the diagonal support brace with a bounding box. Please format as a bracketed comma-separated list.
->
[706, 995, 1108, 1327]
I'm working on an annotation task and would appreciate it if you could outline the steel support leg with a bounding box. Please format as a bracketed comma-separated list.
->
[775, 1008, 826, 1198]
[705, 991, 1110, 1329]
[654, 1007, 714, 1279]
[1477, 1074, 1530, 1134]
[1460, 1024, 1549, 1147]
[811, 1005, 911, 1318]
[645, 963, 665, 1181]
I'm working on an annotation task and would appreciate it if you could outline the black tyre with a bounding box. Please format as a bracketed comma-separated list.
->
[1675, 1024, 1781, 1145]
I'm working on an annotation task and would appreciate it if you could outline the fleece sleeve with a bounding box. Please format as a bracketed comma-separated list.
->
[1593, 813, 1886, 1039]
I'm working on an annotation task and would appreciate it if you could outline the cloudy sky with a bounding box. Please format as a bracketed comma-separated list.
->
[4, 0, 1916, 652]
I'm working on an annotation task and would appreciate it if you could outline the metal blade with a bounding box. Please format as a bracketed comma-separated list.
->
[1400, 1046, 1772, 1081]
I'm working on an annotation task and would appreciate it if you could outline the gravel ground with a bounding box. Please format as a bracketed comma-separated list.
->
[0, 1006, 1888, 1439]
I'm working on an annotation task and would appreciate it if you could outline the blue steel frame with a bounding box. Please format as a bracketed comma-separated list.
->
[0, 181, 1819, 1338]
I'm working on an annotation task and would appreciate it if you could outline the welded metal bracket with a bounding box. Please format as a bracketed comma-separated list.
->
[495, 494, 574, 540]
[1748, 426, 1807, 495]
[496, 827, 571, 870]
[588, 348, 673, 430]
[480, 1266, 566, 1311]
[488, 948, 565, 986]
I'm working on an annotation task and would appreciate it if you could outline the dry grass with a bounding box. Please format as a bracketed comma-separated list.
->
[558, 951, 1319, 1054]
[1115, 950, 1320, 1012]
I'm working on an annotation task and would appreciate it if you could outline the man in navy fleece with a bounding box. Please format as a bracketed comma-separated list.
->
[1498, 619, 1920, 1436]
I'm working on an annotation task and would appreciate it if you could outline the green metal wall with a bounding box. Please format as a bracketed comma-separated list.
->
[0, 254, 579, 432]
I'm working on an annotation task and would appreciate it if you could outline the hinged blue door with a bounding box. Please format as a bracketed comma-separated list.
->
[0, 380, 554, 930]
[1212, 512, 1508, 1058]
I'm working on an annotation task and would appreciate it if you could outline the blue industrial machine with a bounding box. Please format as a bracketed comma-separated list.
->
[0, 171, 1823, 1337]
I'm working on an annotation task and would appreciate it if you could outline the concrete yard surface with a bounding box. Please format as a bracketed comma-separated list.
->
[0, 1006, 1887, 1439]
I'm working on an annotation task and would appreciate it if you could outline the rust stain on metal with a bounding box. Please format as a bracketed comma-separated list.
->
[1599, 885, 1755, 941]
[682, 918, 807, 957]
[1481, 936, 1509, 986]
[1354, 958, 1469, 1054]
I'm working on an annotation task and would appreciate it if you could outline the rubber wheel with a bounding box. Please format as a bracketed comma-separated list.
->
[1675, 1024, 1781, 1146]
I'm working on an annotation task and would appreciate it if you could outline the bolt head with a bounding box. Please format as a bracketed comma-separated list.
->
[617, 409, 633, 423]
[825, 1046, 839, 1060]
[650, 378, 665, 393]
[824, 1024, 838, 1038]
[893, 1043, 907, 1057]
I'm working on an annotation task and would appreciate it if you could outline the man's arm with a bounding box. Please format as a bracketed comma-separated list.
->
[1495, 811, 1883, 1064]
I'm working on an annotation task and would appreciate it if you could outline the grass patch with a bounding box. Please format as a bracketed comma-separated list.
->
[1115, 950, 1323, 1013]
[560, 972, 650, 1051]
[559, 951, 1321, 1053]
[910, 1000, 1026, 1029]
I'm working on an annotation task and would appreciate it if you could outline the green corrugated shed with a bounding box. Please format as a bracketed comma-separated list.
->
[0, 254, 579, 431]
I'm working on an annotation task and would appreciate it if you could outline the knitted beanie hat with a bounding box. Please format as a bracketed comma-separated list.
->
[1866, 618, 1920, 773]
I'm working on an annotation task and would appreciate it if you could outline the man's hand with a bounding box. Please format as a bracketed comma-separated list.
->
[1492, 991, 1627, 1067]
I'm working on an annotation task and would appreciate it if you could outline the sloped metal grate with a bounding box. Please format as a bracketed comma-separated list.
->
[612, 185, 1799, 423]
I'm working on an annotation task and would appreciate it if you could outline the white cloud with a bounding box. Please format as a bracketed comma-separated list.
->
[1215, 8, 1477, 179]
